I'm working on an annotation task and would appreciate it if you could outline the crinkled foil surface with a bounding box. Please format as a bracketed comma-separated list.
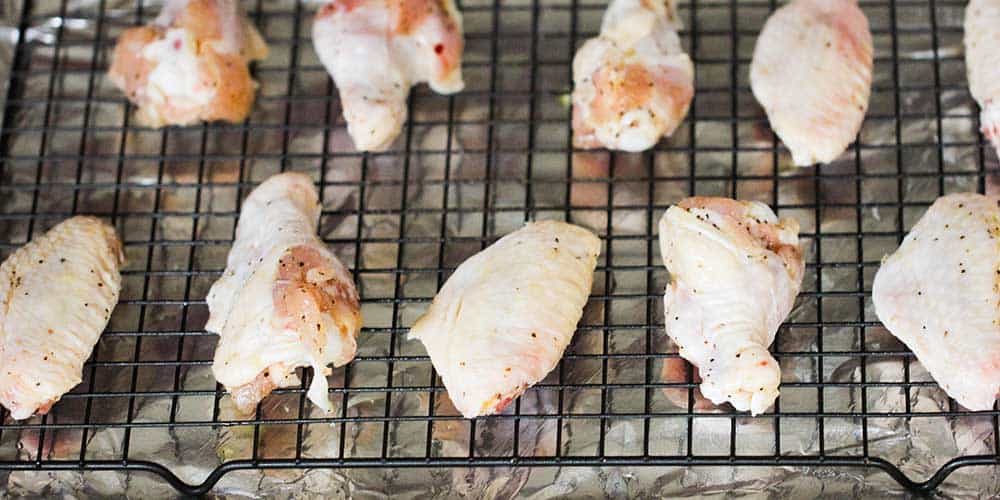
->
[0, 0, 998, 498]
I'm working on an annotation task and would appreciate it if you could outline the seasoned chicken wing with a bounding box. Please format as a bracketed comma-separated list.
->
[409, 221, 601, 418]
[873, 193, 1000, 411]
[749, 0, 872, 166]
[572, 0, 693, 151]
[207, 173, 361, 415]
[313, 0, 464, 151]
[659, 197, 804, 415]
[108, 0, 268, 127]
[965, 0, 1000, 159]
[0, 217, 124, 420]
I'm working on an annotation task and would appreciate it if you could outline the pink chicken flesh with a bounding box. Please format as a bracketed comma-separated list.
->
[0, 217, 124, 420]
[873, 193, 1000, 411]
[207, 173, 362, 415]
[313, 0, 465, 151]
[409, 221, 601, 418]
[964, 0, 1000, 159]
[108, 0, 268, 127]
[572, 0, 693, 152]
[749, 0, 873, 166]
[659, 197, 804, 415]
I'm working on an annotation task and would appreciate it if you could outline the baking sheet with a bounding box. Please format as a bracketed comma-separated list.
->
[0, 0, 997, 497]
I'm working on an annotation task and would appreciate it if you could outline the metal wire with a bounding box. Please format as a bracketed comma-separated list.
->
[0, 0, 995, 495]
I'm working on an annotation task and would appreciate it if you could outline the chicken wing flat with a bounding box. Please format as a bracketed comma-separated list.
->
[0, 217, 123, 420]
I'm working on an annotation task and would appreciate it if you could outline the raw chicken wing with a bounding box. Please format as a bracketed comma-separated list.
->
[108, 0, 268, 127]
[313, 0, 464, 151]
[659, 197, 804, 415]
[0, 217, 124, 420]
[572, 0, 693, 151]
[873, 193, 1000, 411]
[207, 173, 361, 414]
[965, 0, 1000, 159]
[409, 221, 601, 418]
[749, 0, 872, 166]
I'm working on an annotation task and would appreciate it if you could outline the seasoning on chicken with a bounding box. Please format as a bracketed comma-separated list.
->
[108, 0, 269, 127]
[659, 197, 804, 415]
[965, 0, 1000, 159]
[312, 0, 464, 152]
[409, 221, 601, 418]
[749, 0, 872, 166]
[571, 0, 693, 152]
[0, 217, 124, 420]
[872, 193, 1000, 411]
[207, 173, 361, 415]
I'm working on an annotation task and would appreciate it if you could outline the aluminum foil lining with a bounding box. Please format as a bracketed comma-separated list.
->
[0, 0, 997, 497]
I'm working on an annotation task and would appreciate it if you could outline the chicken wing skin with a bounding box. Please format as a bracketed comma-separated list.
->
[207, 173, 361, 415]
[749, 0, 872, 166]
[108, 0, 268, 127]
[873, 193, 1000, 411]
[0, 217, 124, 420]
[659, 197, 804, 415]
[965, 0, 1000, 159]
[313, 0, 464, 151]
[572, 0, 693, 152]
[409, 221, 601, 418]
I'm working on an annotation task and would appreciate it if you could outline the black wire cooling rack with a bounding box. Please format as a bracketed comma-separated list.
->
[0, 0, 998, 496]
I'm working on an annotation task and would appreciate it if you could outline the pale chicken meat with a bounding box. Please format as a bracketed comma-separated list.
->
[207, 173, 361, 415]
[108, 0, 268, 127]
[409, 221, 601, 418]
[659, 197, 804, 415]
[0, 217, 124, 420]
[313, 0, 464, 151]
[873, 193, 1000, 411]
[965, 0, 1000, 159]
[749, 0, 873, 166]
[572, 0, 693, 151]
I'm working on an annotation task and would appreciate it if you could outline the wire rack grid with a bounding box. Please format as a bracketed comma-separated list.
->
[0, 0, 996, 496]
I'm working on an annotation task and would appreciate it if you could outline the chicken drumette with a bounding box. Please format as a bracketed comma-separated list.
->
[108, 0, 268, 127]
[659, 197, 804, 415]
[571, 0, 694, 152]
[313, 0, 464, 151]
[207, 173, 362, 415]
